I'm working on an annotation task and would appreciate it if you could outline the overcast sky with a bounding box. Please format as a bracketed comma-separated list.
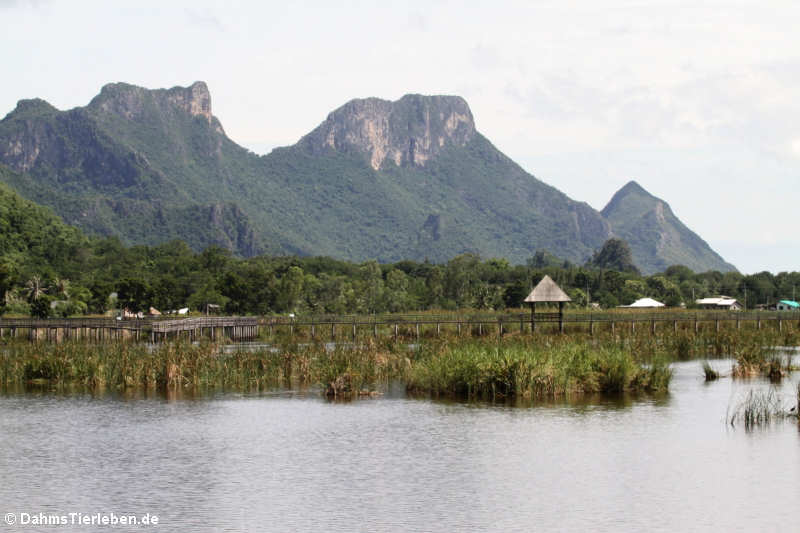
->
[2, 0, 799, 274]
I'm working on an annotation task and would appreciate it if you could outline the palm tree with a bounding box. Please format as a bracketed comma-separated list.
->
[52, 277, 70, 299]
[24, 275, 47, 302]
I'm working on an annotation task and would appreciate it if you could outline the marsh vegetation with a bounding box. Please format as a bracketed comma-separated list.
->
[1, 320, 796, 401]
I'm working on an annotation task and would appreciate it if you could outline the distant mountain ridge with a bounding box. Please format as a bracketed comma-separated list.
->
[0, 81, 736, 273]
[602, 180, 736, 273]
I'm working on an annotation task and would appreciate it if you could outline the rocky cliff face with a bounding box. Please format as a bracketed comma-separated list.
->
[88, 81, 224, 133]
[1, 99, 61, 173]
[299, 94, 476, 170]
[602, 181, 737, 273]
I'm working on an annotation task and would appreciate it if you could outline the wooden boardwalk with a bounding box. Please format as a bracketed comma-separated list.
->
[0, 311, 797, 343]
[259, 310, 800, 340]
[0, 317, 259, 343]
[150, 317, 259, 342]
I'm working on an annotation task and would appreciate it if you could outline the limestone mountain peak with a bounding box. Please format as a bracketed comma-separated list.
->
[298, 93, 476, 170]
[89, 81, 220, 131]
[4, 98, 59, 120]
[602, 180, 736, 273]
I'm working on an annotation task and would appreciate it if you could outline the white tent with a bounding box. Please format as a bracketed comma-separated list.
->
[624, 297, 665, 308]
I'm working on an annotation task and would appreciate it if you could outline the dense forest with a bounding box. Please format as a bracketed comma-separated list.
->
[0, 207, 796, 319]
[0, 175, 795, 318]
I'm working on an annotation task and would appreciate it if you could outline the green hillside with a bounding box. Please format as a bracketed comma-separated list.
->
[0, 164, 89, 283]
[601, 181, 736, 274]
[253, 134, 610, 263]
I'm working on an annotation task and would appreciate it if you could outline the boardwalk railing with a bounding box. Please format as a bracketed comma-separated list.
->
[259, 310, 800, 340]
[150, 317, 259, 342]
[259, 310, 800, 324]
[0, 311, 797, 343]
[0, 317, 259, 342]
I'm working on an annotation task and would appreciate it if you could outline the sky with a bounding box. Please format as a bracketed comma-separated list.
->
[1, 0, 798, 274]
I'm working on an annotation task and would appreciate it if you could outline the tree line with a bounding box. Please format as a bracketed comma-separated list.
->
[2, 234, 798, 318]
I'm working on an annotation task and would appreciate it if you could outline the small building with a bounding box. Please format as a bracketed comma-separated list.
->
[523, 275, 571, 332]
[623, 297, 665, 308]
[776, 300, 800, 311]
[696, 296, 742, 311]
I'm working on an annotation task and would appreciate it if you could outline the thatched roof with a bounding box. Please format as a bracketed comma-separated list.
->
[523, 275, 571, 303]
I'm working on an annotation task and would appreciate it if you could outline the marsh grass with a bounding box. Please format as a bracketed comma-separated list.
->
[0, 341, 293, 390]
[406, 337, 671, 399]
[727, 388, 788, 430]
[0, 339, 411, 397]
[311, 339, 409, 397]
[585, 325, 793, 380]
[3, 320, 795, 399]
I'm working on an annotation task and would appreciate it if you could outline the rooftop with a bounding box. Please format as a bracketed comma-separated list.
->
[523, 275, 571, 303]
[624, 297, 665, 308]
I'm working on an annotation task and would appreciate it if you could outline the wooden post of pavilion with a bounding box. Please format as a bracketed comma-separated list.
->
[524, 275, 572, 334]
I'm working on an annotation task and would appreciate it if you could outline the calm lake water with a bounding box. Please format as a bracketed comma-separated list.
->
[1, 360, 798, 532]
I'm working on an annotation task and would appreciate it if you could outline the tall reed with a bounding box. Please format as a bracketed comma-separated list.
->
[727, 389, 786, 430]
[406, 337, 671, 399]
[0, 341, 291, 390]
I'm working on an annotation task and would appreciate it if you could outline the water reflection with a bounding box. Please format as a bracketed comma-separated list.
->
[1, 360, 798, 532]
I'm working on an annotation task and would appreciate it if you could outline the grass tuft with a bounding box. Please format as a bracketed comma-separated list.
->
[727, 388, 787, 430]
[702, 360, 720, 381]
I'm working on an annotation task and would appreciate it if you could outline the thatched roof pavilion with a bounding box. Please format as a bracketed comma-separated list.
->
[523, 275, 571, 332]
[524, 275, 571, 303]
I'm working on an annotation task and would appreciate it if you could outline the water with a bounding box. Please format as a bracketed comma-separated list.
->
[1, 360, 798, 532]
